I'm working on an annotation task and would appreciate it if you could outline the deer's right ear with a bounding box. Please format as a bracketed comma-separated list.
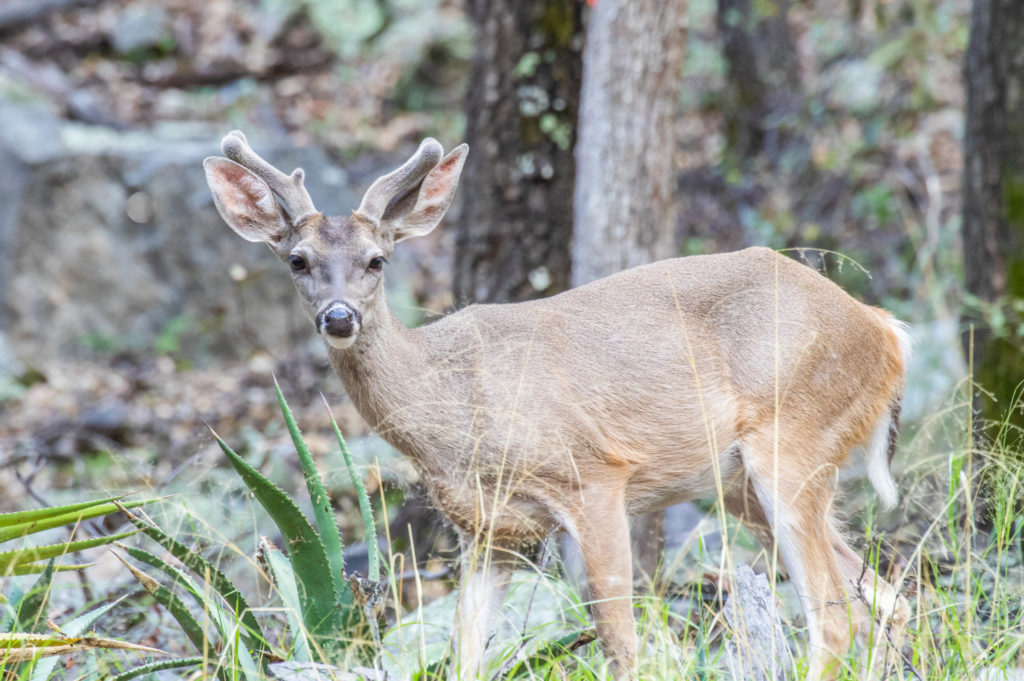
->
[203, 157, 289, 243]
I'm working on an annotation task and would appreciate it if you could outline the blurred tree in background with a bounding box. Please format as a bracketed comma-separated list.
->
[717, 0, 804, 168]
[571, 0, 686, 287]
[453, 0, 582, 305]
[962, 0, 1024, 438]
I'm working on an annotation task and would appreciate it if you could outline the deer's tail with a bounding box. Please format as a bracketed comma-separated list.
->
[866, 317, 912, 510]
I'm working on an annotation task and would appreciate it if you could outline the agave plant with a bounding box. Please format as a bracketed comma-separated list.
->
[114, 378, 384, 680]
[0, 495, 156, 677]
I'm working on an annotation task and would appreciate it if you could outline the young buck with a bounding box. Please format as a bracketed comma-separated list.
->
[204, 132, 910, 680]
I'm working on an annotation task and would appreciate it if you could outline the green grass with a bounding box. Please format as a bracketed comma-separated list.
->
[3, 382, 1022, 680]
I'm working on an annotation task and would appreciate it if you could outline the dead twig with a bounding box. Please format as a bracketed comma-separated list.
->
[139, 53, 335, 89]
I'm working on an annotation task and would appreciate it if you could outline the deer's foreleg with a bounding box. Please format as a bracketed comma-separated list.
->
[453, 536, 512, 680]
[571, 490, 637, 679]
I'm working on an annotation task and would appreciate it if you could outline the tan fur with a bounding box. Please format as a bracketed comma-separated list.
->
[205, 137, 909, 681]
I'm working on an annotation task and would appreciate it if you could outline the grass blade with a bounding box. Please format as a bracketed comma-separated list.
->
[324, 397, 381, 583]
[211, 430, 351, 640]
[274, 378, 348, 592]
[115, 503, 270, 664]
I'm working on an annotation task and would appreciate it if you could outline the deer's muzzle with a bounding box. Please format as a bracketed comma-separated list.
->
[317, 302, 362, 340]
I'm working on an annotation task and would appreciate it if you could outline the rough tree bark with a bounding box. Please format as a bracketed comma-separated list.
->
[571, 0, 687, 582]
[454, 0, 583, 305]
[570, 0, 686, 288]
[962, 0, 1024, 433]
[717, 0, 804, 165]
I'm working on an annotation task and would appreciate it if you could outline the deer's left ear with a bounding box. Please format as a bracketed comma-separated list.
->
[383, 144, 468, 243]
[204, 157, 289, 243]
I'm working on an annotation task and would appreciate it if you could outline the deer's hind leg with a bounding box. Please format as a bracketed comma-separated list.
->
[737, 433, 858, 681]
[831, 527, 909, 676]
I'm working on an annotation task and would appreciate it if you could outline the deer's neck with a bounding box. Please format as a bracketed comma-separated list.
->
[327, 296, 434, 457]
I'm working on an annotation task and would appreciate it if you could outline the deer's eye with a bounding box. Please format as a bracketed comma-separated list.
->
[368, 256, 386, 273]
[289, 255, 307, 272]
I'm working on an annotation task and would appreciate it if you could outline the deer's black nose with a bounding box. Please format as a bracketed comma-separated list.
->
[317, 303, 361, 338]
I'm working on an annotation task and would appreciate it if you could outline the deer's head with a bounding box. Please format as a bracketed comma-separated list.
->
[203, 131, 467, 349]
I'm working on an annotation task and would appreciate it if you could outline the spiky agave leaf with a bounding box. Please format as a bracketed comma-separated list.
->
[29, 597, 126, 681]
[0, 531, 135, 576]
[12, 562, 54, 634]
[107, 657, 205, 681]
[112, 552, 233, 681]
[323, 396, 382, 583]
[257, 537, 311, 663]
[274, 378, 348, 589]
[0, 497, 123, 527]
[116, 545, 262, 681]
[9, 562, 91, 576]
[114, 502, 270, 665]
[0, 499, 150, 544]
[210, 430, 355, 650]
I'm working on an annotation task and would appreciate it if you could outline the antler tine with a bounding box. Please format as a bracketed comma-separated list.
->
[355, 138, 444, 224]
[221, 130, 318, 224]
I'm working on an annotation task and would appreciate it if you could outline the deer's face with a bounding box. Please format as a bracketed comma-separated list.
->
[204, 133, 466, 350]
[278, 214, 390, 349]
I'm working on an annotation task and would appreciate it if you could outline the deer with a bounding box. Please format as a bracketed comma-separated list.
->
[203, 131, 911, 680]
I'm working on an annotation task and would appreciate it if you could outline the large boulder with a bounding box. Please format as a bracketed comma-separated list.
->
[0, 103, 359, 368]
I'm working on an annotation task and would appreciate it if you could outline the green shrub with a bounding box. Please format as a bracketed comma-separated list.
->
[114, 379, 384, 679]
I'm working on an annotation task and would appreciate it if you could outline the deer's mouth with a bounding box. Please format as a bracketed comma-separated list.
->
[317, 301, 361, 349]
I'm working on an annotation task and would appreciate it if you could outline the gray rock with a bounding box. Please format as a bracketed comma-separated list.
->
[979, 668, 1024, 681]
[0, 100, 65, 164]
[0, 110, 367, 368]
[822, 60, 886, 114]
[268, 661, 372, 681]
[0, 331, 23, 380]
[723, 565, 795, 681]
[110, 4, 170, 54]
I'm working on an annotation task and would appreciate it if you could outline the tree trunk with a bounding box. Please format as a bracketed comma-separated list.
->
[570, 0, 686, 288]
[454, 0, 583, 305]
[717, 0, 803, 165]
[962, 0, 1024, 434]
[571, 0, 687, 585]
